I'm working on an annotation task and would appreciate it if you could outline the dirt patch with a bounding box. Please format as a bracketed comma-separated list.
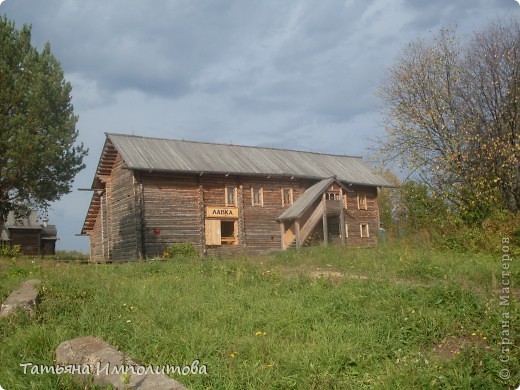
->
[309, 270, 343, 278]
[308, 270, 369, 280]
[432, 336, 490, 359]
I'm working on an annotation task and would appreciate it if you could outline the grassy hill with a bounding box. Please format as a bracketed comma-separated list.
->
[0, 243, 517, 388]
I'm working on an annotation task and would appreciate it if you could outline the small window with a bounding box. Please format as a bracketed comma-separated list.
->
[360, 223, 369, 238]
[282, 188, 293, 207]
[325, 192, 340, 200]
[221, 220, 238, 245]
[205, 219, 238, 246]
[357, 192, 367, 210]
[345, 223, 349, 238]
[225, 186, 236, 206]
[251, 187, 263, 206]
[343, 194, 348, 209]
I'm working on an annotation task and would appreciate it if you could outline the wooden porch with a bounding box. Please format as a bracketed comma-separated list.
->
[278, 179, 347, 249]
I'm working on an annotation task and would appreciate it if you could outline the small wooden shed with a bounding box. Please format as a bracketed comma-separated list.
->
[81, 134, 393, 262]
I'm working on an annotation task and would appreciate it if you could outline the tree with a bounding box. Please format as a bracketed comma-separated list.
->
[375, 169, 401, 235]
[375, 19, 519, 219]
[0, 17, 87, 224]
[376, 171, 449, 238]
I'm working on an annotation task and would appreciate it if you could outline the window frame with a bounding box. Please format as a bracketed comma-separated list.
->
[357, 192, 367, 210]
[251, 187, 264, 207]
[225, 186, 237, 206]
[360, 223, 369, 238]
[205, 219, 238, 246]
[281, 188, 293, 207]
[221, 220, 238, 245]
[325, 192, 340, 200]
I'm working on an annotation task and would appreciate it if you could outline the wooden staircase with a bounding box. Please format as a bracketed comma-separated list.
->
[282, 201, 325, 249]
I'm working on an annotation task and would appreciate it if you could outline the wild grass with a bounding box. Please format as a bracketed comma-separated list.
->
[0, 242, 517, 389]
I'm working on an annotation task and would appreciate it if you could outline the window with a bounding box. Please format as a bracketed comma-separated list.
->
[360, 223, 369, 238]
[282, 188, 293, 207]
[325, 192, 340, 200]
[345, 223, 349, 238]
[225, 186, 236, 206]
[205, 219, 238, 246]
[251, 187, 263, 206]
[343, 194, 348, 209]
[357, 192, 367, 210]
[221, 221, 238, 245]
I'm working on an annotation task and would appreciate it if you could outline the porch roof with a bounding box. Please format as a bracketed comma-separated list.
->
[277, 178, 335, 221]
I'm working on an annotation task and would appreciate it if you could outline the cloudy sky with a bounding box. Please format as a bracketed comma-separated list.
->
[1, 0, 518, 252]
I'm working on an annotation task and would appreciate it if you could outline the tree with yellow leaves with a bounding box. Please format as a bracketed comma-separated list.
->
[376, 19, 519, 221]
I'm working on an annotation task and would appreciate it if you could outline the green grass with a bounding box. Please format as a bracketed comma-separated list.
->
[0, 243, 517, 389]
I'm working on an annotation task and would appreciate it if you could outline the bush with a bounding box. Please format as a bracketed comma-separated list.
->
[162, 243, 199, 258]
[0, 244, 20, 258]
[430, 210, 520, 254]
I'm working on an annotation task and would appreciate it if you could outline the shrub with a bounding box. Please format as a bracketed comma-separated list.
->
[162, 243, 198, 258]
[432, 210, 520, 254]
[0, 244, 21, 258]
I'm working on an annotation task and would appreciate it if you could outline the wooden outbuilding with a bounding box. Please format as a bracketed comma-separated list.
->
[1, 210, 58, 256]
[80, 134, 392, 262]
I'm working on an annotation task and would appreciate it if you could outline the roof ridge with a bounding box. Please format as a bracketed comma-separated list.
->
[105, 132, 363, 159]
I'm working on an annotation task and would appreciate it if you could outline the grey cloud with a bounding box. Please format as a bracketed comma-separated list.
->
[402, 0, 518, 31]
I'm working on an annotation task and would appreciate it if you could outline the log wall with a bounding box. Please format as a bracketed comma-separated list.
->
[135, 173, 312, 257]
[88, 167, 381, 260]
[140, 173, 201, 258]
[107, 156, 141, 262]
[9, 230, 41, 256]
[343, 185, 379, 247]
[87, 155, 141, 262]
[88, 205, 104, 262]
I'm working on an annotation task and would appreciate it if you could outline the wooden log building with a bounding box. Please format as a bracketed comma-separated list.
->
[1, 210, 58, 256]
[80, 134, 392, 262]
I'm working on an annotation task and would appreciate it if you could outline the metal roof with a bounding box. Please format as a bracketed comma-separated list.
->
[277, 178, 334, 221]
[106, 133, 393, 187]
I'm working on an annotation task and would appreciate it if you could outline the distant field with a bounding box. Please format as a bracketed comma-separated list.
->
[0, 243, 517, 389]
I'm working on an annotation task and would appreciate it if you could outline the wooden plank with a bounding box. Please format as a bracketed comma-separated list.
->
[206, 207, 238, 218]
[205, 219, 221, 245]
[322, 212, 328, 246]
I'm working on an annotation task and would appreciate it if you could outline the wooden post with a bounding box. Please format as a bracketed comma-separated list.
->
[138, 183, 147, 259]
[105, 182, 112, 262]
[295, 220, 301, 248]
[280, 222, 286, 250]
[100, 194, 106, 261]
[322, 213, 328, 246]
[339, 188, 346, 246]
[134, 174, 147, 259]
[322, 194, 328, 246]
[238, 183, 245, 246]
[198, 182, 205, 252]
